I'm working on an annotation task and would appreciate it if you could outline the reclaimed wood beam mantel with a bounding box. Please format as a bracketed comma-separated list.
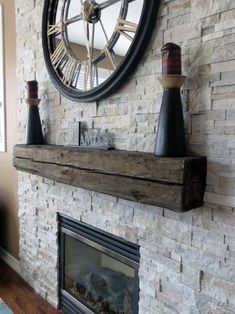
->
[13, 145, 207, 212]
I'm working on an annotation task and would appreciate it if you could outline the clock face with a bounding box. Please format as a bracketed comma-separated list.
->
[42, 0, 160, 102]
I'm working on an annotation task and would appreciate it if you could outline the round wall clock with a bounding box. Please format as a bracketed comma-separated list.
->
[42, 0, 160, 102]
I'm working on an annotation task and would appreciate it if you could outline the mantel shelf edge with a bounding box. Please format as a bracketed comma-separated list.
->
[13, 144, 207, 212]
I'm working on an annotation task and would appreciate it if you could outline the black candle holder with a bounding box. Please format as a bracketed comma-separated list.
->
[25, 98, 44, 145]
[155, 75, 186, 157]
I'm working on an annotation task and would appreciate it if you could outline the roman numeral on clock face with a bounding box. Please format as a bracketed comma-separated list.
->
[104, 47, 117, 71]
[48, 21, 63, 36]
[62, 57, 78, 86]
[50, 40, 67, 67]
[116, 19, 138, 40]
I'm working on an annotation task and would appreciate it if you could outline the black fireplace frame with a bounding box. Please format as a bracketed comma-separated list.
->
[58, 214, 140, 314]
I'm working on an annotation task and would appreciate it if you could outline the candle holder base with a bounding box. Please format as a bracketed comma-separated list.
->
[25, 98, 44, 145]
[158, 75, 186, 89]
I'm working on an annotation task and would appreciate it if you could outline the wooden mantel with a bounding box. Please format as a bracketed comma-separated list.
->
[13, 145, 207, 212]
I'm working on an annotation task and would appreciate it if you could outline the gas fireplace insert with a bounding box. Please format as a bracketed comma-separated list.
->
[59, 214, 140, 314]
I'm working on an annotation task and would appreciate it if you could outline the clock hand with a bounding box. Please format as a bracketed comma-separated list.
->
[81, 5, 91, 57]
[81, 2, 93, 89]
[91, 22, 95, 61]
[64, 14, 82, 26]
[96, 0, 135, 10]
[96, 0, 121, 10]
[99, 19, 109, 43]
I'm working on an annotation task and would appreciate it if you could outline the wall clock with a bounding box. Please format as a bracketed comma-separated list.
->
[42, 0, 160, 102]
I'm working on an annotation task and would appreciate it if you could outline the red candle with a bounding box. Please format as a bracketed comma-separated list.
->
[26, 80, 38, 99]
[161, 43, 182, 75]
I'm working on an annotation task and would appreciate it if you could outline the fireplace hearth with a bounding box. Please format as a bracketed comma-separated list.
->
[59, 215, 140, 314]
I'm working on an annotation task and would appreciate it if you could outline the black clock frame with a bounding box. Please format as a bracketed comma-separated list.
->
[42, 0, 161, 103]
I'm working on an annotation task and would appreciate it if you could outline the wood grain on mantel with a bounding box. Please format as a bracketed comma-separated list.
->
[13, 145, 207, 212]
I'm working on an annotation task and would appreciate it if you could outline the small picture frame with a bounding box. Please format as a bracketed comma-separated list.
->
[68, 122, 81, 146]
[80, 128, 114, 150]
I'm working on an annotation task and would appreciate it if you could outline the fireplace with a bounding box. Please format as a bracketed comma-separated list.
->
[59, 214, 140, 314]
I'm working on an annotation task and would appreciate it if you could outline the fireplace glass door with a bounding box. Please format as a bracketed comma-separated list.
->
[59, 215, 140, 314]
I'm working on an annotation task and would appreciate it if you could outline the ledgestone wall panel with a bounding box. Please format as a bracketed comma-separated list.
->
[15, 0, 235, 313]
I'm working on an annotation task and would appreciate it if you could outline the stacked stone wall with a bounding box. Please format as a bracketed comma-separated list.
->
[15, 0, 235, 312]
